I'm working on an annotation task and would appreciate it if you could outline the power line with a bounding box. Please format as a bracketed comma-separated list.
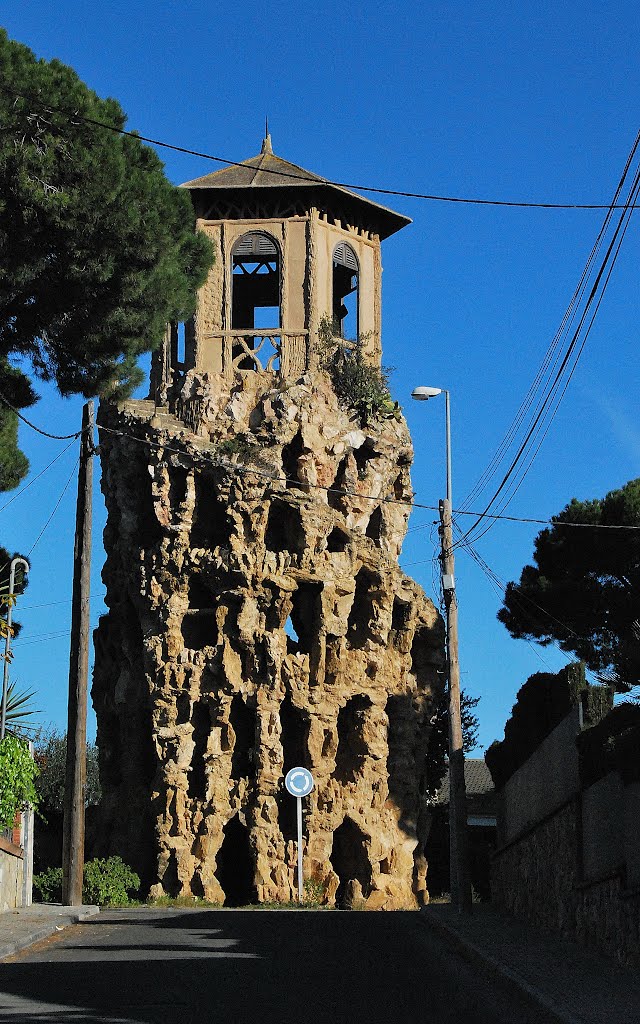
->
[451, 523, 592, 674]
[2, 85, 639, 211]
[0, 437, 78, 516]
[96, 422, 640, 531]
[456, 127, 640, 547]
[27, 457, 79, 557]
[12, 621, 101, 648]
[0, 392, 84, 440]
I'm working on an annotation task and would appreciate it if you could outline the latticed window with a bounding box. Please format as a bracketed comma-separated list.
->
[232, 231, 280, 330]
[332, 242, 359, 340]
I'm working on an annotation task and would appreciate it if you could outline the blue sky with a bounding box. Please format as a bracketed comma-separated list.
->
[2, 2, 640, 752]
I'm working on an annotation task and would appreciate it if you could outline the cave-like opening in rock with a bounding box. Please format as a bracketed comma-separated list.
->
[335, 694, 372, 783]
[386, 693, 414, 808]
[181, 610, 218, 650]
[215, 815, 255, 906]
[326, 526, 349, 553]
[347, 567, 378, 649]
[161, 849, 180, 897]
[365, 505, 383, 542]
[188, 700, 210, 800]
[282, 431, 305, 489]
[411, 627, 435, 676]
[392, 597, 411, 633]
[265, 500, 305, 554]
[353, 442, 379, 479]
[169, 466, 189, 507]
[188, 574, 216, 610]
[230, 694, 256, 780]
[176, 691, 191, 726]
[393, 473, 406, 500]
[330, 817, 372, 908]
[289, 580, 322, 655]
[191, 475, 229, 548]
[278, 694, 309, 841]
[284, 614, 301, 654]
[328, 455, 349, 511]
[137, 471, 163, 548]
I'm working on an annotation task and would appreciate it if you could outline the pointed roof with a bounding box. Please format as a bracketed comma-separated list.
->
[181, 136, 411, 239]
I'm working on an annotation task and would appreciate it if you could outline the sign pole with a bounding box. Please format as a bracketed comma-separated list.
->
[284, 766, 314, 906]
[297, 796, 303, 902]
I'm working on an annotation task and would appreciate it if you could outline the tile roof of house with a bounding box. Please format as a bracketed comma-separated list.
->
[434, 758, 496, 805]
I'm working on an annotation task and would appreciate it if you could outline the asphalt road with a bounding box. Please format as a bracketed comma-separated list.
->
[0, 907, 554, 1024]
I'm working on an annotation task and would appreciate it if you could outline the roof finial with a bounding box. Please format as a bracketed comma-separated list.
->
[261, 116, 273, 155]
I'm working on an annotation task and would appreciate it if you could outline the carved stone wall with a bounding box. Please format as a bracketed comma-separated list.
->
[93, 368, 445, 908]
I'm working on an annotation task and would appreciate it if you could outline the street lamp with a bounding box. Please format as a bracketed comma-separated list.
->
[1, 556, 30, 741]
[411, 386, 471, 912]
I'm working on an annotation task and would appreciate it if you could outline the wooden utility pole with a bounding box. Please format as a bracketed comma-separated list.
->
[62, 401, 94, 906]
[439, 497, 471, 912]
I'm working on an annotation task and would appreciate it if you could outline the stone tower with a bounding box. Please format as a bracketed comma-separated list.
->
[93, 136, 445, 909]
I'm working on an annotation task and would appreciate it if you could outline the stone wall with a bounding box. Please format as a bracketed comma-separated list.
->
[491, 799, 580, 936]
[491, 702, 640, 966]
[0, 838, 24, 911]
[93, 368, 445, 908]
[499, 704, 582, 844]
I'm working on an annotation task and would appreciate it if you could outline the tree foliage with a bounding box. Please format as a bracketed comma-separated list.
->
[33, 726, 101, 814]
[424, 689, 481, 799]
[0, 733, 38, 831]
[0, 29, 214, 487]
[498, 478, 640, 692]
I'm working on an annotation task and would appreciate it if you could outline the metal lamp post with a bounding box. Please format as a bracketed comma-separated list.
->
[411, 386, 471, 912]
[1, 556, 30, 741]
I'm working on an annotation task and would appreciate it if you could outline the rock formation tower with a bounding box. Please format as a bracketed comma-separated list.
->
[93, 136, 445, 908]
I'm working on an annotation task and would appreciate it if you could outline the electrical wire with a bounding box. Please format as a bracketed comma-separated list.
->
[0, 437, 78, 516]
[27, 457, 79, 557]
[452, 521, 595, 664]
[12, 621, 101, 647]
[455, 129, 640, 547]
[0, 392, 84, 440]
[96, 421, 640, 531]
[2, 85, 639, 211]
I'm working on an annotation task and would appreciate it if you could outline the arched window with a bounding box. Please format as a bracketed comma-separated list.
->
[232, 231, 280, 330]
[332, 242, 359, 340]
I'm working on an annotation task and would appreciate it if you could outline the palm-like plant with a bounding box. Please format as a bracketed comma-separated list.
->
[4, 681, 39, 737]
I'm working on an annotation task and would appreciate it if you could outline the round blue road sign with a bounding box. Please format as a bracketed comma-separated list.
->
[285, 766, 314, 797]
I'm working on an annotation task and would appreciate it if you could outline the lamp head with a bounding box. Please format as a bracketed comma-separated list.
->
[411, 386, 442, 401]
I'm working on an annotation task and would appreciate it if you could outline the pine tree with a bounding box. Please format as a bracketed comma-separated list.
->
[0, 29, 214, 489]
[498, 478, 640, 692]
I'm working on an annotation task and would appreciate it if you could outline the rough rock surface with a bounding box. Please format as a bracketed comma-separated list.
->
[93, 368, 445, 908]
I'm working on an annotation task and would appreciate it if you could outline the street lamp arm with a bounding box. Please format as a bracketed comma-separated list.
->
[1, 556, 31, 741]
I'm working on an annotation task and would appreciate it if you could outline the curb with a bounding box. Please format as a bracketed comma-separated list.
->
[0, 906, 100, 960]
[419, 908, 584, 1024]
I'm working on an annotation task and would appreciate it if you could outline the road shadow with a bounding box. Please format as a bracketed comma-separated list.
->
[0, 908, 546, 1024]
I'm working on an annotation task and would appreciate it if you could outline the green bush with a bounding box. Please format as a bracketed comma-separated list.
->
[33, 856, 140, 906]
[318, 315, 399, 425]
[0, 733, 38, 831]
[32, 865, 63, 903]
[82, 857, 140, 906]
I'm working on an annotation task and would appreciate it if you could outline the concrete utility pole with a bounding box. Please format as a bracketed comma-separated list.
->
[439, 496, 471, 912]
[411, 385, 471, 912]
[62, 401, 95, 906]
